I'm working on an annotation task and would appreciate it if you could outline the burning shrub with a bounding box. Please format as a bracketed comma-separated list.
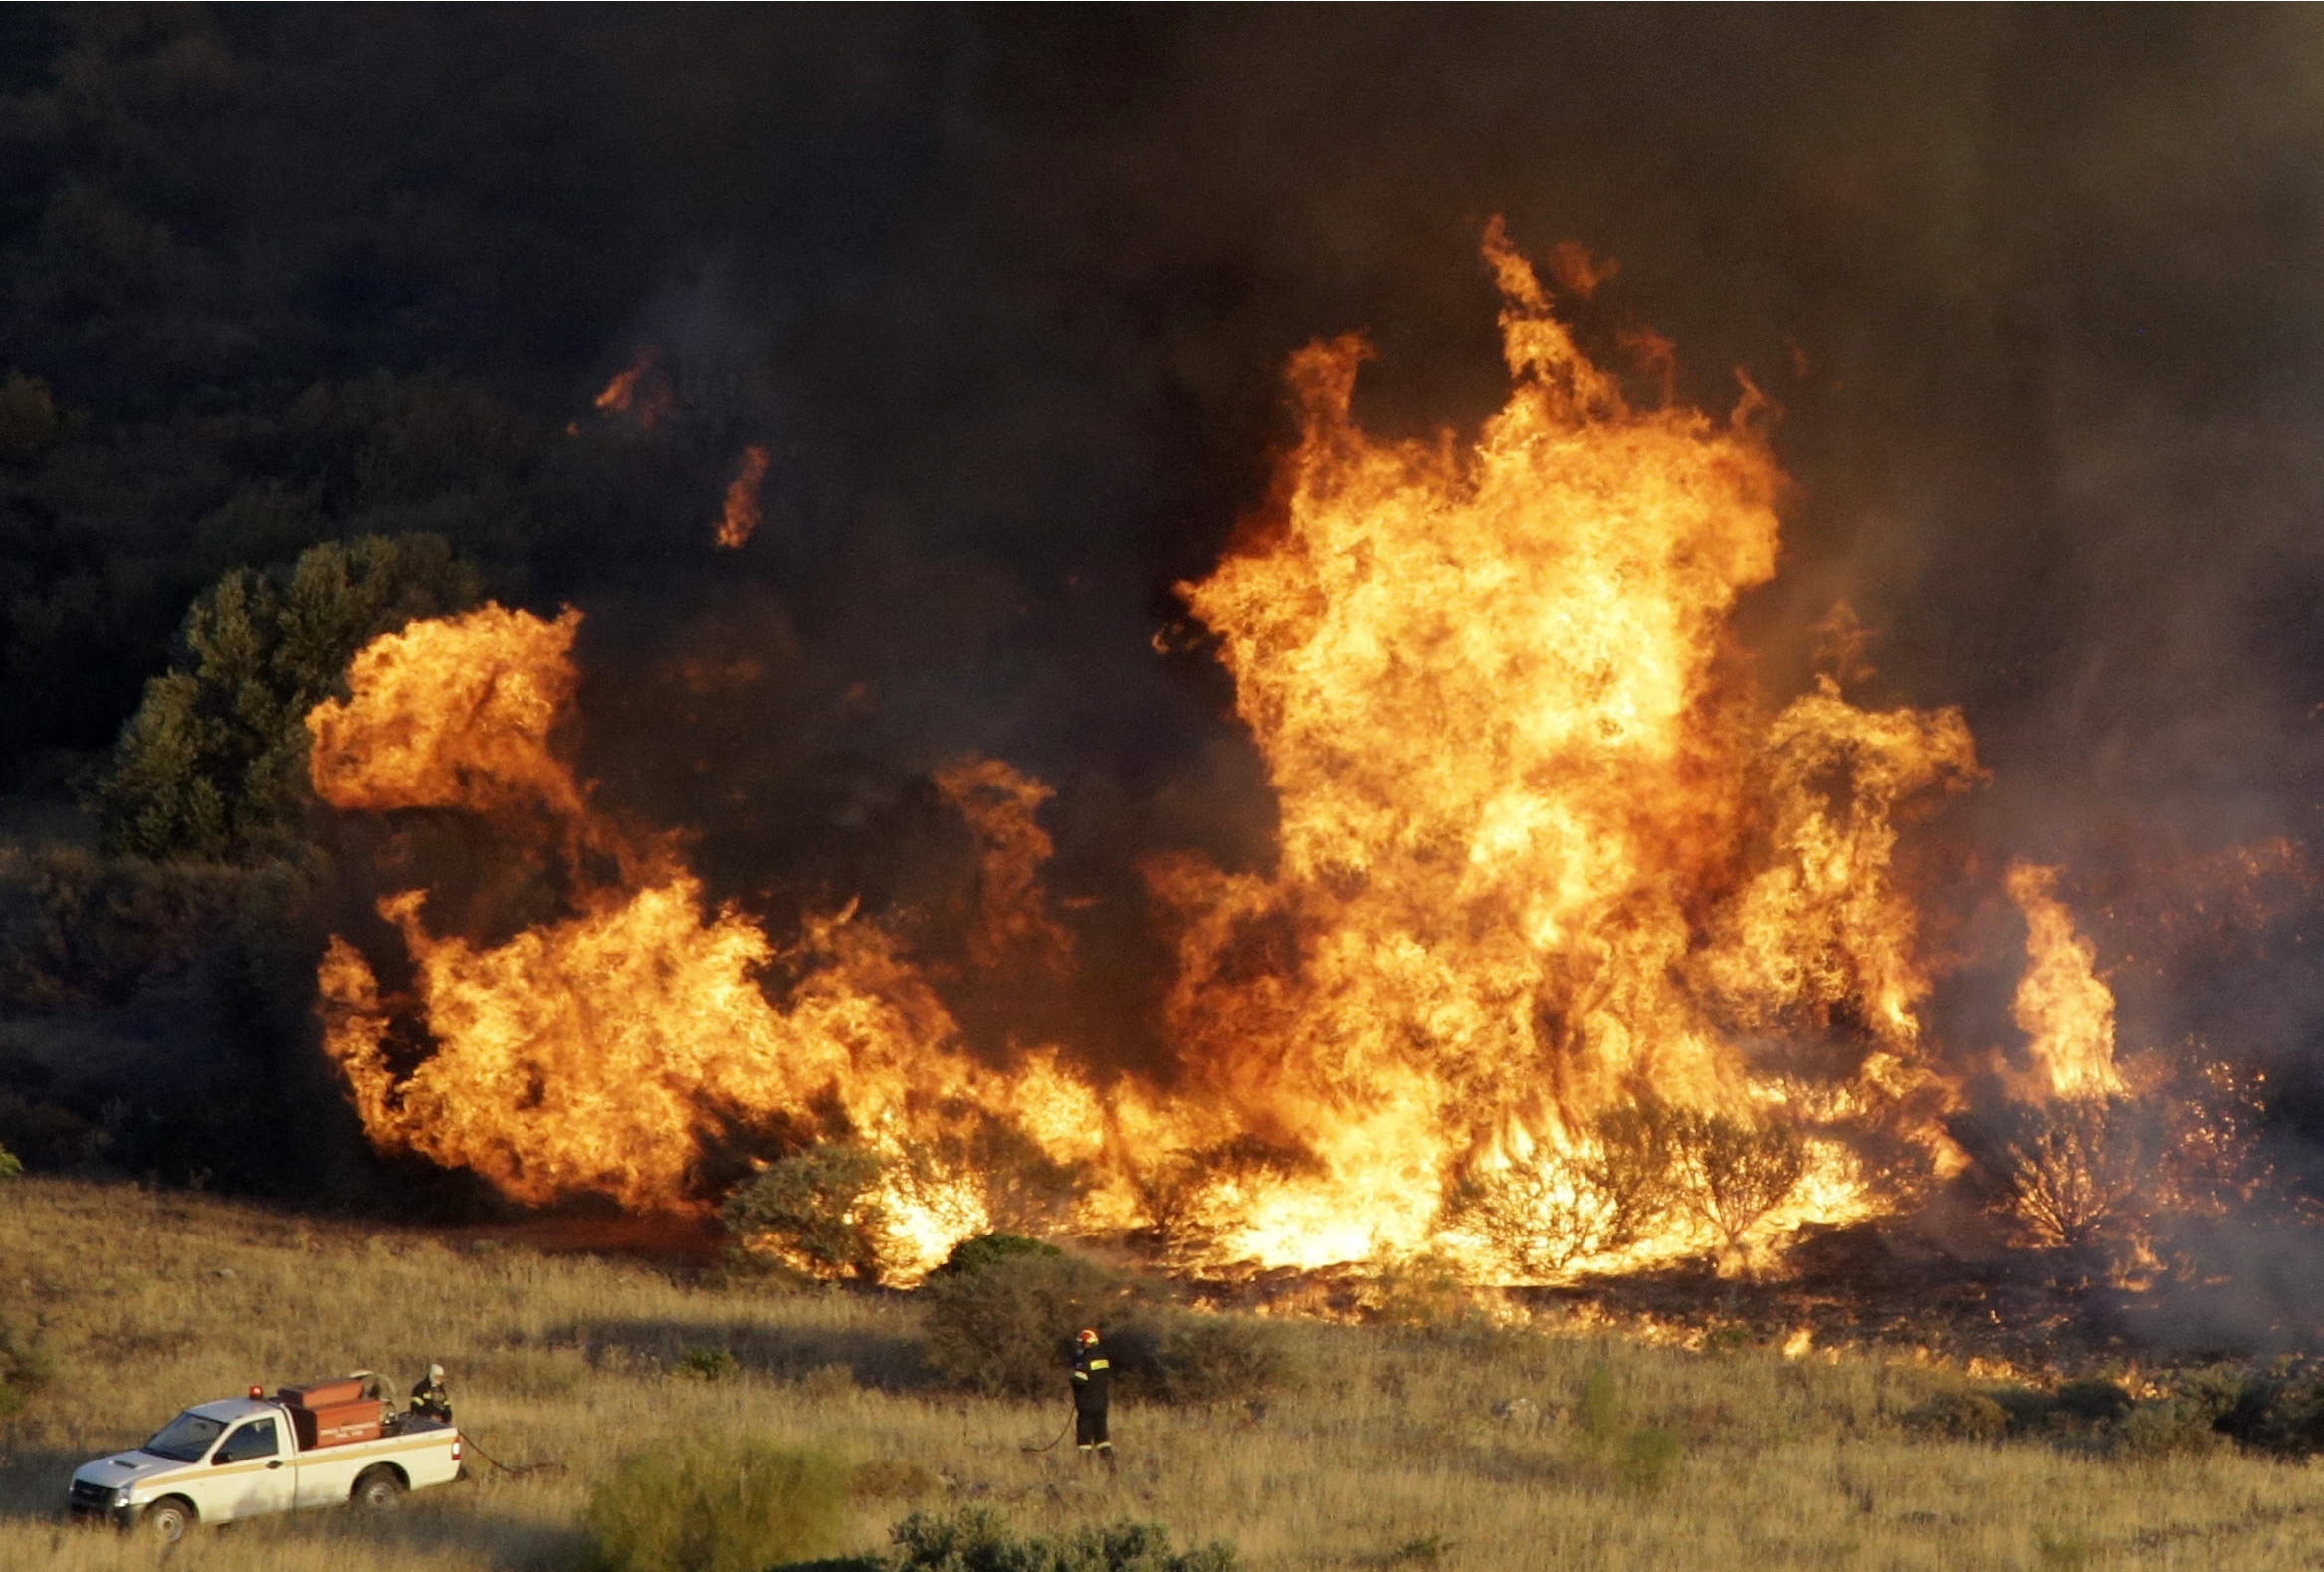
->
[584, 1438, 848, 1572]
[1449, 1099, 1680, 1276]
[722, 1144, 889, 1283]
[1987, 1097, 2145, 1252]
[917, 1243, 1132, 1398]
[1669, 1112, 1806, 1256]
[882, 1507, 1242, 1572]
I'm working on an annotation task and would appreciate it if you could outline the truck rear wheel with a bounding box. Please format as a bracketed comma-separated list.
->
[352, 1466, 405, 1510]
[142, 1496, 195, 1543]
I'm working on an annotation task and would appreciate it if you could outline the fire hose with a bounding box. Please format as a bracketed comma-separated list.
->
[1020, 1411, 1076, 1454]
[458, 1430, 565, 1478]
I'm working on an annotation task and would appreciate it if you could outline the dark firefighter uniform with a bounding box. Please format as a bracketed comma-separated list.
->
[410, 1363, 453, 1424]
[1071, 1330, 1113, 1465]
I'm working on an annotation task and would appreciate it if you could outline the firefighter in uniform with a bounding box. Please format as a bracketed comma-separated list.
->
[1071, 1328, 1114, 1468]
[410, 1362, 453, 1424]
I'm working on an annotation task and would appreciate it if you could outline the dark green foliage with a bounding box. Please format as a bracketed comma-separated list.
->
[918, 1247, 1133, 1398]
[722, 1143, 888, 1282]
[857, 1506, 1242, 1572]
[1612, 1427, 1683, 1493]
[1901, 1391, 2010, 1441]
[2050, 1378, 2132, 1425]
[583, 1439, 849, 1572]
[0, 1141, 18, 1178]
[0, 845, 249, 1010]
[931, 1232, 1064, 1279]
[0, 1316, 56, 1415]
[677, 1347, 740, 1382]
[1573, 1362, 1621, 1447]
[91, 533, 479, 860]
[1106, 1309, 1295, 1407]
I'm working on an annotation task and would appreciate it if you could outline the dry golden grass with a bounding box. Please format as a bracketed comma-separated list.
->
[3, 1175, 2323, 1571]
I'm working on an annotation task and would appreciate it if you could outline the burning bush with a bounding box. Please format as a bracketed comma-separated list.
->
[1449, 1098, 1681, 1276]
[584, 1438, 848, 1572]
[1670, 1111, 1808, 1258]
[721, 1144, 890, 1283]
[1986, 1098, 2145, 1253]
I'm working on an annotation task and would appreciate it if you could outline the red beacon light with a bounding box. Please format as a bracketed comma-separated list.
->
[249, 1385, 265, 1399]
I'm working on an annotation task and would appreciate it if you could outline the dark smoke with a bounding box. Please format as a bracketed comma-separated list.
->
[6, 7, 2324, 1291]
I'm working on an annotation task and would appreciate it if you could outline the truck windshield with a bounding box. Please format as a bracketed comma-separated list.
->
[142, 1412, 227, 1462]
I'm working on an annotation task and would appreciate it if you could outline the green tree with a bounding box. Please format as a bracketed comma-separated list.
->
[91, 533, 479, 860]
[720, 1143, 889, 1282]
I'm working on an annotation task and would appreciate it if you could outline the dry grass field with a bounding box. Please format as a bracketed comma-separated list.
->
[3, 1176, 2324, 1571]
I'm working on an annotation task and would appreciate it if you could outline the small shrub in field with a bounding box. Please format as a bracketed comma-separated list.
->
[0, 1318, 55, 1415]
[932, 1232, 1063, 1279]
[677, 1347, 739, 1382]
[2113, 1399, 2226, 1459]
[851, 1459, 940, 1501]
[883, 1506, 1242, 1572]
[0, 1142, 19, 1179]
[585, 1439, 848, 1572]
[722, 1144, 888, 1282]
[1613, 1427, 1683, 1493]
[1902, 1392, 2010, 1442]
[1572, 1363, 1622, 1450]
[2050, 1378, 2132, 1425]
[918, 1247, 1131, 1398]
[1110, 1310, 1295, 1407]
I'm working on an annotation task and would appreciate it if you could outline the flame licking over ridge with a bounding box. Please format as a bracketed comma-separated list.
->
[312, 224, 2123, 1283]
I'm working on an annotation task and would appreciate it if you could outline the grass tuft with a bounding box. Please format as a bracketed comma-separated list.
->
[584, 1438, 849, 1572]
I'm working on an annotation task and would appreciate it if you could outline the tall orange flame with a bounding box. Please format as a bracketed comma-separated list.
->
[312, 225, 2133, 1288]
[1146, 220, 1979, 1271]
[2007, 861, 2123, 1100]
[307, 605, 1096, 1279]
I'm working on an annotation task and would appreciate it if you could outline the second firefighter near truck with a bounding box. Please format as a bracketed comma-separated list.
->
[1072, 1327, 1114, 1468]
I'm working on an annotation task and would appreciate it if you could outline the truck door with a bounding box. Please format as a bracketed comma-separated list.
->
[207, 1417, 295, 1520]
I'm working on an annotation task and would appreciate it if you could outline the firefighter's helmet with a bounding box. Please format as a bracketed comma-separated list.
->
[1077, 1328, 1100, 1346]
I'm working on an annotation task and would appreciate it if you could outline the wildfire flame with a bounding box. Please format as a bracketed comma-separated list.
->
[307, 605, 1088, 1278]
[717, 444, 770, 550]
[2007, 861, 2122, 1100]
[595, 346, 675, 431]
[1145, 219, 1979, 1272]
[310, 224, 2136, 1288]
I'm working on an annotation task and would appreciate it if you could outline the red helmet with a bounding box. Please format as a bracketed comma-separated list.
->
[1077, 1328, 1100, 1345]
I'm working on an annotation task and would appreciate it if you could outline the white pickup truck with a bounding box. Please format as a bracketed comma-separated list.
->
[68, 1389, 463, 1541]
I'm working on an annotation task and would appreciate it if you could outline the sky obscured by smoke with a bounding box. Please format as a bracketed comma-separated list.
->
[9, 7, 2324, 1127]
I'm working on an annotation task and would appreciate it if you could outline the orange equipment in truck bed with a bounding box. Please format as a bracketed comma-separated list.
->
[277, 1376, 385, 1451]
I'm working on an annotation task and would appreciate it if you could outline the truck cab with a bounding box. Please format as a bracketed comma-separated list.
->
[70, 1387, 462, 1541]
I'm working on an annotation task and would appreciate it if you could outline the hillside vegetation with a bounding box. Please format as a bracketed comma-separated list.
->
[3, 1180, 2324, 1570]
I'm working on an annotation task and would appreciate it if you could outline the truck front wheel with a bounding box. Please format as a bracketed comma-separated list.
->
[141, 1496, 195, 1543]
[352, 1466, 406, 1510]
